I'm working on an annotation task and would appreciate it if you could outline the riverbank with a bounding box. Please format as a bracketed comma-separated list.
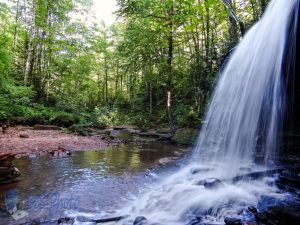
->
[0, 126, 107, 155]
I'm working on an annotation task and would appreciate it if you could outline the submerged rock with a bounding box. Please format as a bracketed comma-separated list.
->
[49, 148, 71, 157]
[133, 216, 148, 225]
[190, 167, 214, 174]
[158, 157, 179, 166]
[196, 178, 224, 189]
[248, 206, 258, 214]
[58, 217, 75, 224]
[224, 217, 242, 225]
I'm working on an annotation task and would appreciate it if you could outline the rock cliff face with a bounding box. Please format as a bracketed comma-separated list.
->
[294, 11, 300, 131]
[282, 9, 300, 154]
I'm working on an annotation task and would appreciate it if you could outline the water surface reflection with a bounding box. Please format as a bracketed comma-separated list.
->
[0, 143, 183, 224]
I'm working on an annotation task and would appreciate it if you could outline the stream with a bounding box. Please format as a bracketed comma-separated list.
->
[0, 143, 185, 224]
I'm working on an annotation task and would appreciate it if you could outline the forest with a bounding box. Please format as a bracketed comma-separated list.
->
[0, 0, 269, 130]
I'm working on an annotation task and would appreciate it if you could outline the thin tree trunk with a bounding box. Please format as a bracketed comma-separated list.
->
[13, 0, 20, 50]
[204, 0, 211, 72]
[97, 71, 101, 104]
[166, 2, 174, 131]
[149, 65, 153, 116]
[104, 56, 108, 103]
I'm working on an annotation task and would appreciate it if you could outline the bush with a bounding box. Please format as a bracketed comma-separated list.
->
[173, 104, 201, 128]
[89, 106, 131, 128]
[18, 105, 53, 125]
[50, 112, 80, 127]
[68, 124, 89, 136]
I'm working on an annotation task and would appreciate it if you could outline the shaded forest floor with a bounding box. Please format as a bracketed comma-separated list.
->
[0, 126, 107, 155]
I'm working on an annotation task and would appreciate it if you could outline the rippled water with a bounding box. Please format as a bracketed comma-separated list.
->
[0, 143, 183, 224]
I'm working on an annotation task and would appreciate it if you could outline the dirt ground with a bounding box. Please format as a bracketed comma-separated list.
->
[0, 126, 107, 155]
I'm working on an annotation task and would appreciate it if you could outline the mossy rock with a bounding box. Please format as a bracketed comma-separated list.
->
[68, 124, 89, 136]
[171, 128, 197, 145]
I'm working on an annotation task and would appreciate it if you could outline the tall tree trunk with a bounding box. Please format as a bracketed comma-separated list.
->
[24, 0, 36, 86]
[149, 65, 153, 116]
[204, 0, 211, 72]
[166, 2, 174, 131]
[97, 71, 101, 105]
[13, 0, 20, 51]
[115, 59, 119, 97]
[104, 55, 108, 103]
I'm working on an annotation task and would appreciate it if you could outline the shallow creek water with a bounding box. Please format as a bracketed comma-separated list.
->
[0, 143, 184, 224]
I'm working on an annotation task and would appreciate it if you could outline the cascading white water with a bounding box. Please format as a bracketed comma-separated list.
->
[193, 0, 299, 177]
[73, 0, 299, 224]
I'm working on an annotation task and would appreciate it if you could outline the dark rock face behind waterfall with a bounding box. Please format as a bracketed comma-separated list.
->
[283, 4, 300, 155]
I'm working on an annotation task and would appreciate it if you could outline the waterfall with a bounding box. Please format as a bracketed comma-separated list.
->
[193, 0, 299, 176]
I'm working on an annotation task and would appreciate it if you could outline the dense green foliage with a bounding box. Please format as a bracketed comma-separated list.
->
[0, 0, 269, 129]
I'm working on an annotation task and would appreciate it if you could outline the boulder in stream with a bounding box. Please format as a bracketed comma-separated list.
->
[58, 217, 75, 224]
[158, 157, 179, 166]
[49, 148, 71, 157]
[224, 217, 242, 225]
[196, 178, 224, 189]
[133, 216, 148, 225]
